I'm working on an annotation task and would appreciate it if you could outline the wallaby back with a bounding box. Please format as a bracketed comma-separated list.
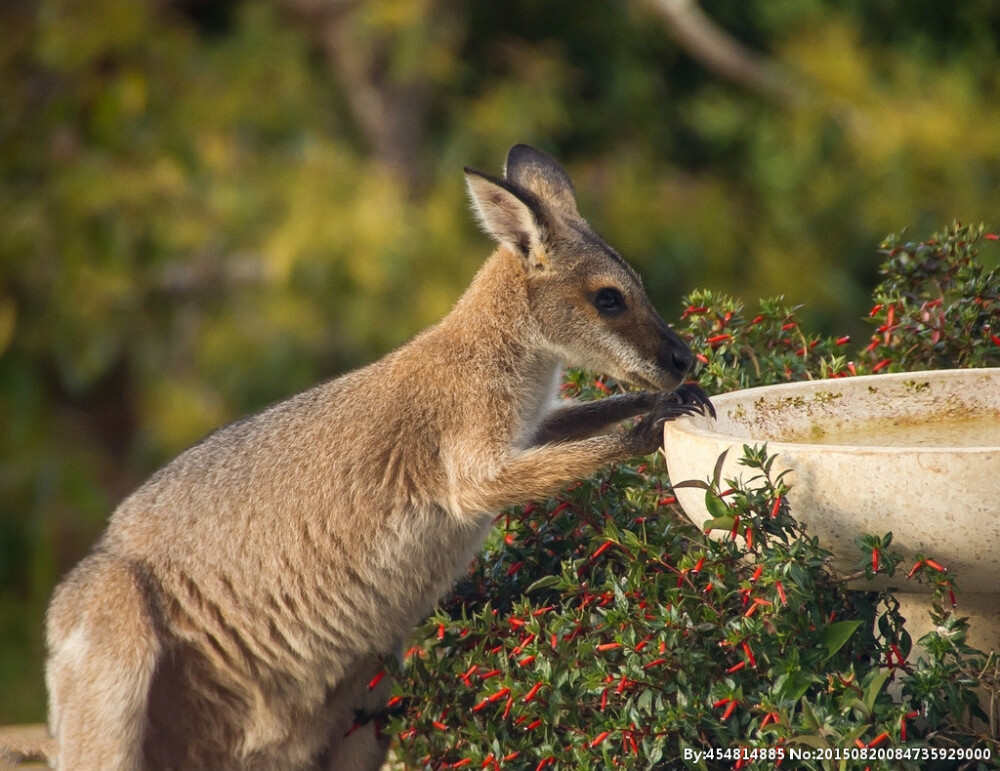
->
[45, 145, 711, 771]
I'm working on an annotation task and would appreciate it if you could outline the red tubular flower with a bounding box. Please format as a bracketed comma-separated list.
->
[867, 731, 890, 748]
[367, 670, 386, 691]
[589, 730, 611, 748]
[550, 501, 570, 517]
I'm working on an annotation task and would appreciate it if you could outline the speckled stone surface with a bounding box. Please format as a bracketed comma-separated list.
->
[663, 368, 1000, 648]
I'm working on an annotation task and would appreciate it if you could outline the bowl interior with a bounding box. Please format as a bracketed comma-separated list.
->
[690, 368, 1000, 450]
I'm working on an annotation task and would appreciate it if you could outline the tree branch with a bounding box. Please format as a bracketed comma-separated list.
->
[647, 0, 799, 103]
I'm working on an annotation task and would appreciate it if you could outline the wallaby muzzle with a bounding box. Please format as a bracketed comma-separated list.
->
[655, 316, 695, 387]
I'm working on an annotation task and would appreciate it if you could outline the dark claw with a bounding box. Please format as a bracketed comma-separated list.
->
[662, 401, 702, 419]
[668, 383, 717, 419]
[627, 384, 716, 455]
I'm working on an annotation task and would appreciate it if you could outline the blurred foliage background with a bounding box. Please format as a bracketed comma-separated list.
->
[2, 0, 1000, 723]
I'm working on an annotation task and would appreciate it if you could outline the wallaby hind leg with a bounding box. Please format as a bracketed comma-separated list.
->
[318, 656, 395, 771]
[46, 554, 161, 771]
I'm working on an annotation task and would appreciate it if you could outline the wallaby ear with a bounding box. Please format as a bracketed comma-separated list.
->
[464, 168, 547, 260]
[504, 144, 580, 219]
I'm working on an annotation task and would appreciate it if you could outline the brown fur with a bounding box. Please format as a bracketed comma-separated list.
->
[45, 145, 710, 770]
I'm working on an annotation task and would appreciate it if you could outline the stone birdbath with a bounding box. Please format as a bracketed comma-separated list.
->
[662, 367, 1000, 654]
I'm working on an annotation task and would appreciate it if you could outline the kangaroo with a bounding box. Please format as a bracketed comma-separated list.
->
[45, 144, 713, 771]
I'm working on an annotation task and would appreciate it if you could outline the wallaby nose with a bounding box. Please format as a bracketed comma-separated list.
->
[671, 345, 694, 377]
[655, 340, 693, 383]
[654, 317, 694, 381]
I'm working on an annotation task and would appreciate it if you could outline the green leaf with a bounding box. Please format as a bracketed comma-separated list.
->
[525, 575, 562, 594]
[701, 516, 734, 533]
[704, 490, 730, 520]
[775, 671, 813, 703]
[822, 620, 862, 661]
[800, 699, 822, 733]
[863, 668, 892, 711]
[670, 479, 712, 491]
[791, 733, 829, 750]
[711, 449, 730, 488]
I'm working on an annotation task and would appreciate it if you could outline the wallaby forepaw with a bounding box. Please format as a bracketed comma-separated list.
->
[666, 382, 716, 419]
[627, 386, 713, 455]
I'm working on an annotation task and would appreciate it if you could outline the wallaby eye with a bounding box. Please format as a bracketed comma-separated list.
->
[593, 287, 626, 316]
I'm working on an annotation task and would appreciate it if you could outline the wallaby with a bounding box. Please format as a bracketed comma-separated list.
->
[45, 144, 713, 771]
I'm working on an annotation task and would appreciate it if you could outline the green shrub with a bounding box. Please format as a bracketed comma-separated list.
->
[387, 225, 1000, 770]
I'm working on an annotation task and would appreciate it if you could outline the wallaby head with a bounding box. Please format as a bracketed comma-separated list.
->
[464, 144, 693, 391]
